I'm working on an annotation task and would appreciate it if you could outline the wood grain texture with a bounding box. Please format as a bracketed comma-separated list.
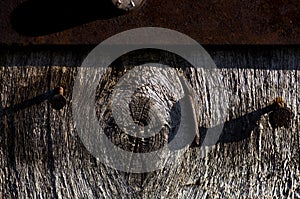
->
[0, 46, 299, 198]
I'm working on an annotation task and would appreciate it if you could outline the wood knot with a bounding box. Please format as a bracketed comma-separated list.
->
[129, 95, 152, 127]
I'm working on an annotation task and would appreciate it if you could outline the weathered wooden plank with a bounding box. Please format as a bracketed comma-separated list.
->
[0, 47, 299, 198]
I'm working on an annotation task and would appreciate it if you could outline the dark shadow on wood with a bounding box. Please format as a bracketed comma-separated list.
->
[0, 90, 55, 117]
[191, 104, 276, 147]
[11, 0, 126, 36]
[0, 45, 299, 70]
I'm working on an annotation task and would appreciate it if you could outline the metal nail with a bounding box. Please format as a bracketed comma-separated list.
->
[49, 86, 67, 110]
[269, 97, 294, 129]
[111, 0, 146, 12]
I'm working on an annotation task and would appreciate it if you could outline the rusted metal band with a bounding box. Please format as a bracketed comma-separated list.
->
[1, 0, 299, 44]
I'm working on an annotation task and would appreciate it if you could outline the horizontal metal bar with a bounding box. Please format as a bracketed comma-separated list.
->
[0, 0, 299, 45]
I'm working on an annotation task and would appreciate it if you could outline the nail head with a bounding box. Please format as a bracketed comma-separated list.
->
[111, 0, 146, 11]
[269, 97, 294, 129]
[49, 87, 66, 110]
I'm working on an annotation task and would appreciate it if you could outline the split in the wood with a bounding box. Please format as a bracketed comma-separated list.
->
[191, 97, 294, 147]
[0, 86, 66, 117]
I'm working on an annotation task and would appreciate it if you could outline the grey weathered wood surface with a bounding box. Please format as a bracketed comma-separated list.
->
[0, 46, 299, 198]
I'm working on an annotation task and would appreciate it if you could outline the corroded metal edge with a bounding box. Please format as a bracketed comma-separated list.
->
[0, 0, 299, 45]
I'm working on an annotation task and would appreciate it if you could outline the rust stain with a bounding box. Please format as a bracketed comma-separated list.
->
[0, 0, 299, 45]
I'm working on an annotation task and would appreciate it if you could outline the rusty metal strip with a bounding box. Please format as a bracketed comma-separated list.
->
[0, 0, 299, 45]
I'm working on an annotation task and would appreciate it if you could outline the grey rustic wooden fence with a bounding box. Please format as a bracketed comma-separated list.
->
[0, 46, 299, 198]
